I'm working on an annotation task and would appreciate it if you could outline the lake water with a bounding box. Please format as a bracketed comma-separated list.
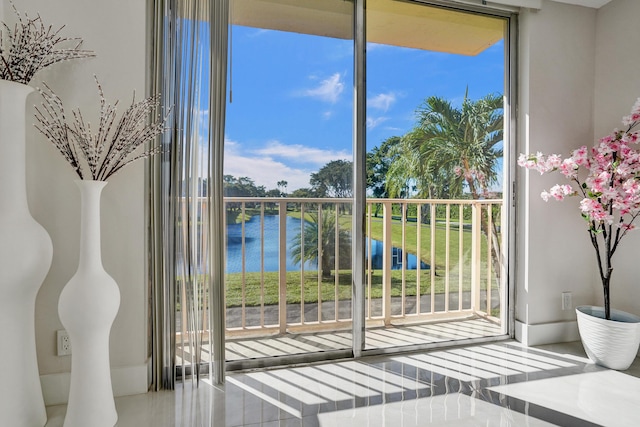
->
[226, 215, 316, 273]
[368, 239, 429, 271]
[226, 215, 428, 273]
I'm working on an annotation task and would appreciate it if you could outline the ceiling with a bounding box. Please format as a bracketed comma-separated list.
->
[231, 0, 612, 56]
[233, 0, 505, 56]
[551, 0, 612, 7]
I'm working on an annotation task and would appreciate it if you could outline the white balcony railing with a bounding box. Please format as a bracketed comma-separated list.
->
[215, 197, 503, 338]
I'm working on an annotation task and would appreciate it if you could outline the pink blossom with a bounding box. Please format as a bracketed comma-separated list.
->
[518, 153, 551, 174]
[540, 190, 551, 202]
[620, 144, 633, 157]
[626, 132, 640, 144]
[559, 158, 578, 178]
[613, 199, 631, 216]
[532, 152, 552, 174]
[619, 223, 636, 231]
[616, 162, 632, 177]
[590, 149, 604, 166]
[623, 98, 640, 126]
[541, 185, 573, 202]
[545, 154, 562, 170]
[608, 139, 621, 153]
[600, 134, 615, 145]
[600, 186, 618, 203]
[572, 146, 589, 166]
[586, 171, 611, 193]
[624, 114, 640, 126]
[597, 137, 616, 154]
[580, 198, 599, 214]
[548, 184, 573, 201]
[623, 178, 640, 195]
[580, 198, 613, 224]
[517, 153, 532, 168]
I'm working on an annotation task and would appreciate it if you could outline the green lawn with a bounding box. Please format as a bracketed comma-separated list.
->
[178, 268, 499, 311]
[215, 208, 499, 308]
[367, 216, 474, 271]
[289, 209, 488, 272]
[223, 268, 496, 308]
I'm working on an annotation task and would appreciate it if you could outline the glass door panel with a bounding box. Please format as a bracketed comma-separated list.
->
[224, 0, 354, 364]
[364, 0, 508, 350]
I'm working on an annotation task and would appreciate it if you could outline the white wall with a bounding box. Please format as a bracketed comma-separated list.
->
[593, 0, 640, 319]
[10, 0, 149, 403]
[516, 1, 598, 344]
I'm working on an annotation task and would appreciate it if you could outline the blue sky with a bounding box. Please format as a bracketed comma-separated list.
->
[224, 25, 505, 191]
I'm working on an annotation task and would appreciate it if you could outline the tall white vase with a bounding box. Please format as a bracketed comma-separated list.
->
[59, 180, 120, 427]
[0, 80, 53, 427]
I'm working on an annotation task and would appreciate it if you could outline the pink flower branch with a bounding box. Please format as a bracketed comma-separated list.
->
[519, 98, 640, 320]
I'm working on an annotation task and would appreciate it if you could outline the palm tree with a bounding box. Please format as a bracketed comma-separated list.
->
[387, 90, 504, 282]
[290, 208, 351, 278]
[388, 90, 503, 200]
[386, 134, 458, 200]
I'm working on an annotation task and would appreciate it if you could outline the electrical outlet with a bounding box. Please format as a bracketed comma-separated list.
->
[57, 330, 72, 356]
[561, 291, 572, 311]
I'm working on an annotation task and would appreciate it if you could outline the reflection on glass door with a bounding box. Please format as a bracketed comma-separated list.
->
[223, 0, 354, 365]
[364, 0, 509, 350]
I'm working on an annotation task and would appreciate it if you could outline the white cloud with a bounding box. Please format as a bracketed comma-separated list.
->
[366, 116, 389, 129]
[368, 92, 397, 112]
[224, 139, 352, 190]
[247, 28, 271, 37]
[365, 42, 390, 52]
[226, 154, 310, 191]
[252, 140, 351, 165]
[300, 73, 344, 104]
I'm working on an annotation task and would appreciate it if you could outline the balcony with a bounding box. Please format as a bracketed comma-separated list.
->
[176, 197, 505, 365]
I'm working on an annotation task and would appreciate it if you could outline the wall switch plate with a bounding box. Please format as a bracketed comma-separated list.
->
[561, 291, 572, 311]
[57, 329, 72, 356]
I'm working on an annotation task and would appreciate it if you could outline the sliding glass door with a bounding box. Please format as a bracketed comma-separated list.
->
[223, 0, 355, 366]
[220, 0, 511, 367]
[160, 0, 513, 375]
[364, 0, 509, 350]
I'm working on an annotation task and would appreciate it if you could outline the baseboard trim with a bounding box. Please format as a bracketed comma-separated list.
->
[515, 319, 580, 346]
[41, 364, 148, 406]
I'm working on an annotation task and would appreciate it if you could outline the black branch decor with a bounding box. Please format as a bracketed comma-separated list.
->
[0, 3, 95, 84]
[35, 77, 168, 181]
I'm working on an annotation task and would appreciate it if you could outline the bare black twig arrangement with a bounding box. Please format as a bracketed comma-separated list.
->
[35, 77, 168, 181]
[0, 3, 94, 84]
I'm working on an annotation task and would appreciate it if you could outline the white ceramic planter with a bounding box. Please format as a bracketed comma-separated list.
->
[576, 305, 640, 370]
[0, 80, 53, 427]
[58, 180, 120, 427]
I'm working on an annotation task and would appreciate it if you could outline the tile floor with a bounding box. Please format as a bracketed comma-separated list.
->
[45, 341, 640, 426]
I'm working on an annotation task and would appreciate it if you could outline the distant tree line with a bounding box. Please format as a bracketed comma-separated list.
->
[224, 90, 502, 204]
[223, 159, 353, 199]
